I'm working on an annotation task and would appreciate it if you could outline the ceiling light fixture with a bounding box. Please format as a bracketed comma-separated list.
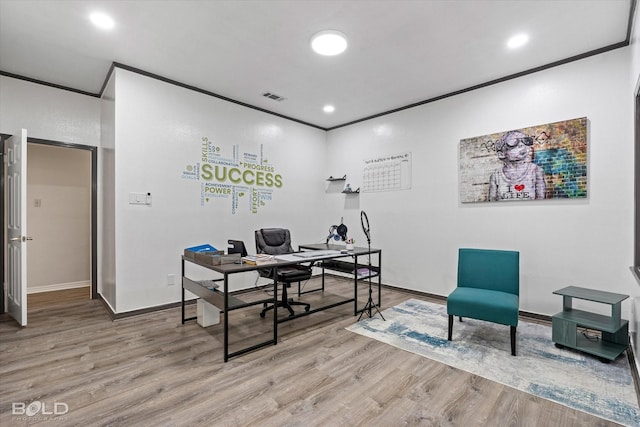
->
[323, 105, 335, 114]
[311, 30, 348, 56]
[90, 12, 115, 30]
[507, 33, 529, 49]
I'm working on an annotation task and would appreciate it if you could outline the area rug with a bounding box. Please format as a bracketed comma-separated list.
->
[346, 298, 640, 426]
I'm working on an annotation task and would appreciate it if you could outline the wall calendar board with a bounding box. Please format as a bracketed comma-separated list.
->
[363, 152, 412, 192]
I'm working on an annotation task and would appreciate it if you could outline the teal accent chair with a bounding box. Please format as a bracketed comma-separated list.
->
[447, 248, 520, 356]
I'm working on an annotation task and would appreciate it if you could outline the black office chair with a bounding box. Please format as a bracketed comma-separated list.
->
[255, 228, 312, 318]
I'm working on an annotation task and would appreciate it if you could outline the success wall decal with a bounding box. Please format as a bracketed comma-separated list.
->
[181, 136, 284, 214]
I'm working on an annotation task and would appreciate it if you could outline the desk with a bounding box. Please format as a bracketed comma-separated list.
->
[181, 244, 382, 362]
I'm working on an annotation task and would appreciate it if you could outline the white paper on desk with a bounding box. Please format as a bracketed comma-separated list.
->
[275, 250, 343, 262]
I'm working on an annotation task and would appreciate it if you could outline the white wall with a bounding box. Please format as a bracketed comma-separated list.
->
[0, 76, 100, 145]
[1, 75, 102, 305]
[26, 144, 91, 291]
[112, 69, 328, 312]
[326, 48, 636, 319]
[100, 75, 116, 310]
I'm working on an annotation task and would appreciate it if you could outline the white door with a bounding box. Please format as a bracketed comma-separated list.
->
[7, 129, 28, 326]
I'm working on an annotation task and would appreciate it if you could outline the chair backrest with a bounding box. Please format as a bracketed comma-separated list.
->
[255, 228, 294, 255]
[457, 248, 519, 296]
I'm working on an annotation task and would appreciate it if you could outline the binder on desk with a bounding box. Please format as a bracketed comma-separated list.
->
[241, 254, 276, 265]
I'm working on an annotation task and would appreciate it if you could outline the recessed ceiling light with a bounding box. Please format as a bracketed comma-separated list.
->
[311, 30, 348, 56]
[323, 105, 335, 114]
[90, 12, 115, 30]
[507, 33, 529, 49]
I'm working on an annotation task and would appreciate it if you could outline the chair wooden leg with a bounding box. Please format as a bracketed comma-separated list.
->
[510, 325, 516, 356]
[448, 315, 453, 341]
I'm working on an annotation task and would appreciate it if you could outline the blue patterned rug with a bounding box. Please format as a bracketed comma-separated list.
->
[346, 299, 640, 426]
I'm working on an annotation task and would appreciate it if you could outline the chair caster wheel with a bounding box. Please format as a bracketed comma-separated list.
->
[260, 311, 266, 318]
[304, 306, 310, 312]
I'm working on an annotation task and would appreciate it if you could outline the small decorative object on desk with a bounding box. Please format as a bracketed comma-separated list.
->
[345, 238, 355, 250]
[342, 184, 360, 194]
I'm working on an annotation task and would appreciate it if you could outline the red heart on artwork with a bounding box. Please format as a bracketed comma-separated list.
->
[514, 184, 525, 192]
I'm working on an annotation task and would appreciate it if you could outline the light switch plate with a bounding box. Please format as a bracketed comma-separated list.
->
[129, 192, 152, 205]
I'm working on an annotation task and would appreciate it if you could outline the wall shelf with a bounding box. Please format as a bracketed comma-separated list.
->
[327, 175, 358, 194]
[342, 188, 360, 194]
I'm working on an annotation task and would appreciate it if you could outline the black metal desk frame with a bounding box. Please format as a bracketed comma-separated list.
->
[181, 257, 279, 362]
[298, 243, 382, 316]
[181, 244, 382, 362]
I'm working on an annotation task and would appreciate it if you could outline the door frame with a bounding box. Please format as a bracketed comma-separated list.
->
[1, 135, 98, 309]
[1, 134, 7, 313]
[635, 87, 640, 267]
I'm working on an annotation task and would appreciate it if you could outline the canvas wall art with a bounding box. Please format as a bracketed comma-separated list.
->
[459, 117, 587, 203]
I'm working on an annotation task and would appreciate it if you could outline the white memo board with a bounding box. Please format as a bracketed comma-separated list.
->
[362, 152, 412, 192]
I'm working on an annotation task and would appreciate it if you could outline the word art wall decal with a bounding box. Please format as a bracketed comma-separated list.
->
[181, 137, 284, 214]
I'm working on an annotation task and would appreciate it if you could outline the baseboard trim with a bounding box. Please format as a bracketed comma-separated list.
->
[96, 294, 116, 320]
[626, 343, 640, 407]
[368, 280, 553, 323]
[106, 298, 198, 320]
[100, 274, 550, 323]
[28, 281, 90, 294]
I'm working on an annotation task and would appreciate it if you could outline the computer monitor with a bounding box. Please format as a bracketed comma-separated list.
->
[227, 239, 248, 257]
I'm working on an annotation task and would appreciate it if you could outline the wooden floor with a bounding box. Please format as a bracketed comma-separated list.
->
[0, 276, 628, 426]
[27, 287, 91, 310]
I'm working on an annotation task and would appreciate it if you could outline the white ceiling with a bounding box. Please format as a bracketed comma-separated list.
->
[0, 0, 633, 130]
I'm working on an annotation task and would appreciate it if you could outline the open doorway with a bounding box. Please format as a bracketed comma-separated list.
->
[2, 137, 97, 314]
[27, 142, 92, 309]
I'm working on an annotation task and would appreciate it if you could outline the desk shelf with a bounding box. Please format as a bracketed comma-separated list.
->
[182, 277, 254, 311]
[551, 286, 629, 361]
[320, 259, 379, 279]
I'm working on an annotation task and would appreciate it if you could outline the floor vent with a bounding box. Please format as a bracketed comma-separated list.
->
[262, 92, 286, 102]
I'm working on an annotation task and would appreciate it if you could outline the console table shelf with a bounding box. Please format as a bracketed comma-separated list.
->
[552, 286, 629, 361]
